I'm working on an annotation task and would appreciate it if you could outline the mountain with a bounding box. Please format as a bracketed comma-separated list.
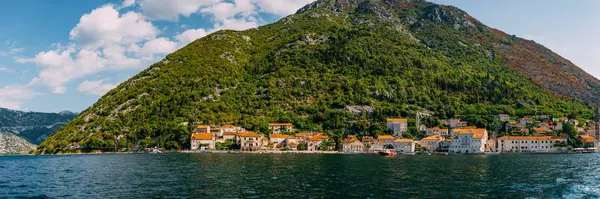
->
[0, 132, 36, 154]
[37, 0, 596, 154]
[0, 108, 77, 153]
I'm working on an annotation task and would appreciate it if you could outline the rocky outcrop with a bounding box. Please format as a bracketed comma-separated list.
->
[0, 132, 36, 154]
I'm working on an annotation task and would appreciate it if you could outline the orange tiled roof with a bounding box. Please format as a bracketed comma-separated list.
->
[237, 132, 261, 137]
[270, 134, 293, 139]
[196, 125, 210, 129]
[377, 135, 395, 140]
[533, 128, 547, 132]
[393, 138, 413, 143]
[421, 135, 443, 141]
[464, 126, 476, 129]
[308, 135, 329, 141]
[455, 128, 487, 139]
[440, 129, 449, 133]
[342, 137, 360, 143]
[387, 118, 408, 123]
[295, 133, 309, 137]
[268, 123, 293, 126]
[191, 133, 214, 140]
[223, 132, 236, 135]
[580, 135, 596, 143]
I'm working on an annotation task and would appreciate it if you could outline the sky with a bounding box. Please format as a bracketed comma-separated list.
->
[0, 0, 598, 113]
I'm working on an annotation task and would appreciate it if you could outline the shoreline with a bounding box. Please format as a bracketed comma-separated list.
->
[2, 150, 589, 156]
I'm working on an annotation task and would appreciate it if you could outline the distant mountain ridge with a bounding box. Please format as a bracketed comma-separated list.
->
[37, 0, 596, 154]
[0, 108, 76, 153]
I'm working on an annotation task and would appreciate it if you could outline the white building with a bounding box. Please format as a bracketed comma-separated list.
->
[268, 123, 294, 134]
[419, 135, 443, 152]
[393, 138, 415, 153]
[191, 133, 216, 150]
[342, 137, 364, 153]
[386, 118, 408, 136]
[237, 132, 262, 151]
[497, 136, 566, 153]
[449, 128, 488, 154]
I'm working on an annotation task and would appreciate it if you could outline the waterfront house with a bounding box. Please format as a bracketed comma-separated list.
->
[268, 123, 294, 134]
[270, 134, 293, 148]
[419, 135, 444, 152]
[386, 118, 408, 136]
[499, 114, 510, 121]
[237, 132, 262, 151]
[393, 138, 415, 153]
[307, 135, 330, 151]
[579, 135, 598, 148]
[449, 128, 488, 154]
[458, 122, 468, 128]
[191, 132, 216, 150]
[342, 137, 364, 153]
[362, 136, 375, 147]
[222, 132, 236, 141]
[497, 136, 566, 153]
[377, 135, 395, 147]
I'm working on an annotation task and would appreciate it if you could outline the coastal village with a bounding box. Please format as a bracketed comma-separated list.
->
[185, 113, 600, 155]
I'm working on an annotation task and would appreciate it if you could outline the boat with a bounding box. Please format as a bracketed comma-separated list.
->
[344, 151, 359, 155]
[364, 150, 379, 155]
[147, 147, 162, 154]
[378, 150, 397, 157]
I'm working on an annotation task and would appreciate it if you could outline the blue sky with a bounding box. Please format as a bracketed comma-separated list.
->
[0, 0, 598, 113]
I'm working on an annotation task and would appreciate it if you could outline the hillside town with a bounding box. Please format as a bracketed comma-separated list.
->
[186, 113, 600, 155]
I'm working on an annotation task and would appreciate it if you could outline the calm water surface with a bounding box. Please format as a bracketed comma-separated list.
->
[1, 153, 600, 198]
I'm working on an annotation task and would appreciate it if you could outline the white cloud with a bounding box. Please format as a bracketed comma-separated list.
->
[175, 28, 208, 46]
[69, 5, 159, 49]
[0, 65, 10, 72]
[0, 85, 41, 110]
[253, 0, 316, 16]
[130, 37, 178, 55]
[119, 0, 136, 9]
[0, 47, 24, 56]
[138, 0, 220, 21]
[77, 80, 118, 96]
[213, 17, 258, 31]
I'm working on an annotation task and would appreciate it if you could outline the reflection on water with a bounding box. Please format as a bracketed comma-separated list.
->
[1, 153, 600, 198]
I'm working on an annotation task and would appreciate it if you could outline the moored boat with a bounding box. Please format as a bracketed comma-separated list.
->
[378, 150, 396, 157]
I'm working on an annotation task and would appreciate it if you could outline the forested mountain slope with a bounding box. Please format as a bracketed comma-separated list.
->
[37, 0, 596, 153]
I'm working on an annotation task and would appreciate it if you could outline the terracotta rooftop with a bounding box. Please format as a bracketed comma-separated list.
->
[237, 132, 261, 137]
[268, 123, 293, 126]
[377, 135, 395, 140]
[270, 134, 293, 139]
[455, 128, 487, 139]
[387, 118, 408, 123]
[342, 137, 360, 143]
[223, 132, 236, 135]
[191, 133, 214, 140]
[421, 135, 443, 141]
